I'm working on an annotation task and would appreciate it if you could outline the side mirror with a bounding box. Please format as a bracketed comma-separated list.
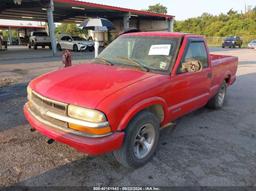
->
[181, 59, 203, 73]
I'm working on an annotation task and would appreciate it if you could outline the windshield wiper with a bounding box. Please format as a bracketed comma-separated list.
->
[94, 57, 114, 66]
[116, 56, 150, 72]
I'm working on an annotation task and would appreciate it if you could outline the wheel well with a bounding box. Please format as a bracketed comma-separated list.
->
[225, 75, 231, 84]
[145, 104, 164, 123]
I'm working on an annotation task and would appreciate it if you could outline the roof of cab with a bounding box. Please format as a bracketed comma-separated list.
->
[124, 32, 203, 38]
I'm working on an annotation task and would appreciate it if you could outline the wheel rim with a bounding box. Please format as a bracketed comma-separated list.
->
[217, 84, 226, 106]
[133, 123, 155, 159]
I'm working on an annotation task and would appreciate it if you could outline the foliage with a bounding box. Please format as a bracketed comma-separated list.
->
[147, 3, 167, 14]
[55, 23, 87, 38]
[175, 8, 256, 45]
[1, 30, 18, 40]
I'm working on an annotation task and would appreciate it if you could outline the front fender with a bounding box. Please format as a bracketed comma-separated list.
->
[117, 97, 169, 131]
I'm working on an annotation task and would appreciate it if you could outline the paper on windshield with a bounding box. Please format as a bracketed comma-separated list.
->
[148, 44, 171, 56]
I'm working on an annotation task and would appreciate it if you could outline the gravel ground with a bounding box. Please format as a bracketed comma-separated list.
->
[0, 47, 255, 188]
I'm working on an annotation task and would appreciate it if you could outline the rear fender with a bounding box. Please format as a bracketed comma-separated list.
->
[117, 97, 169, 131]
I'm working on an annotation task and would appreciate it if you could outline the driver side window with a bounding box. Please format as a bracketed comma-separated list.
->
[177, 41, 208, 74]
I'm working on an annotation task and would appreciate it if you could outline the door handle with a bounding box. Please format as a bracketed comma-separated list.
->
[207, 72, 212, 78]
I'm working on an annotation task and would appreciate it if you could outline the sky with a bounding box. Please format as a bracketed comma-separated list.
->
[84, 0, 256, 20]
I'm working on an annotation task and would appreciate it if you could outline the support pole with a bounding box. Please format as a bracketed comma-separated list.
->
[123, 13, 131, 31]
[47, 0, 57, 56]
[167, 18, 174, 32]
[8, 26, 12, 45]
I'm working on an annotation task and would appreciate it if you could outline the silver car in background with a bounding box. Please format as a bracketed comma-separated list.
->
[57, 35, 94, 52]
[248, 40, 256, 49]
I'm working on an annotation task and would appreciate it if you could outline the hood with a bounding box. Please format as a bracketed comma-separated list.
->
[30, 63, 154, 108]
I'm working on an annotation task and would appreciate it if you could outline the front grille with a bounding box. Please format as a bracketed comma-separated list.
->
[29, 91, 68, 128]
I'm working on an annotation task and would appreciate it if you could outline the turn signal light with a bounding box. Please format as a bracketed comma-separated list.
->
[68, 123, 111, 135]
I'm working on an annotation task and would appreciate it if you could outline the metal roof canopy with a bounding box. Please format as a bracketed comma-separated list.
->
[0, 24, 45, 29]
[0, 0, 174, 56]
[0, 0, 174, 22]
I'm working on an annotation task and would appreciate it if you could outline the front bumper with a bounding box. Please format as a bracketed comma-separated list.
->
[24, 104, 124, 155]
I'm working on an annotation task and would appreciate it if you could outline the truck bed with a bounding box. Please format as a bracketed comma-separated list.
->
[209, 54, 238, 97]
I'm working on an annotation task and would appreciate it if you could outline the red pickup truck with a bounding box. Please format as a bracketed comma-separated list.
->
[24, 32, 238, 168]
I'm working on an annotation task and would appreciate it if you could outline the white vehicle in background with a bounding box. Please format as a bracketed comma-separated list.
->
[29, 31, 51, 50]
[248, 40, 256, 49]
[57, 35, 94, 52]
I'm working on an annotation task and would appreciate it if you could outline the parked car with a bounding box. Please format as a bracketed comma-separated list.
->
[248, 40, 256, 49]
[29, 31, 51, 50]
[24, 32, 238, 168]
[222, 36, 243, 48]
[57, 35, 94, 52]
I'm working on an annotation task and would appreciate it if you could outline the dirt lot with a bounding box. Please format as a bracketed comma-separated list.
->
[0, 47, 256, 187]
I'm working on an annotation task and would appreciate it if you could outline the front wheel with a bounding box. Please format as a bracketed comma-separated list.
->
[207, 81, 227, 109]
[113, 111, 160, 168]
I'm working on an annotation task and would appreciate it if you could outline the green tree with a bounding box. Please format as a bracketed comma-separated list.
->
[147, 3, 167, 14]
[55, 23, 86, 37]
[175, 9, 256, 46]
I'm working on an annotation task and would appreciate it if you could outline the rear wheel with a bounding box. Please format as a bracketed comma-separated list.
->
[57, 44, 62, 51]
[88, 46, 94, 52]
[113, 111, 160, 168]
[73, 44, 78, 52]
[33, 44, 37, 50]
[207, 81, 227, 109]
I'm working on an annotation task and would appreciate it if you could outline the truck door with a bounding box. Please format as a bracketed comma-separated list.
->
[167, 38, 212, 120]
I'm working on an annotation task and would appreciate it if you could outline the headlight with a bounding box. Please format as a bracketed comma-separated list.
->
[27, 86, 32, 100]
[68, 105, 111, 135]
[68, 105, 106, 123]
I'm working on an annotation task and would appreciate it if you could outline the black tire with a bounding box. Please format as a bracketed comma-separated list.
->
[73, 44, 78, 52]
[33, 44, 37, 50]
[113, 111, 160, 168]
[28, 44, 31, 49]
[42, 45, 45, 49]
[222, 45, 225, 48]
[57, 44, 62, 51]
[207, 81, 227, 109]
[88, 46, 94, 52]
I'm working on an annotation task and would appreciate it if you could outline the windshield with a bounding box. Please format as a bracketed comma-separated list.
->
[72, 36, 85, 41]
[98, 36, 181, 72]
[225, 37, 235, 41]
